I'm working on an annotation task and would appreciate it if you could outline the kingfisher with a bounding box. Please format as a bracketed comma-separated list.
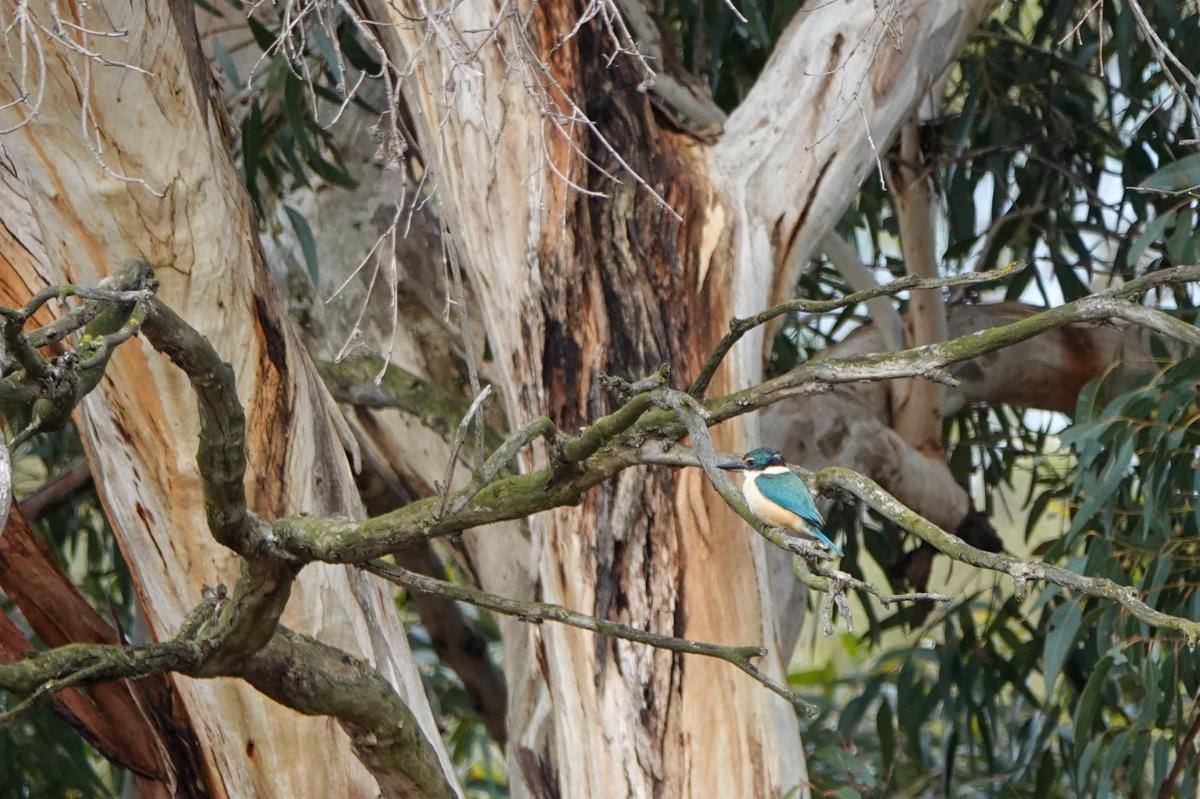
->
[718, 447, 842, 556]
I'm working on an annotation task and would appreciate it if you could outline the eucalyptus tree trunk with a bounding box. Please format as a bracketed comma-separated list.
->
[350, 1, 995, 796]
[0, 4, 454, 797]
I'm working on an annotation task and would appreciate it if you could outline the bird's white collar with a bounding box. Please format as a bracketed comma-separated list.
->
[746, 465, 790, 478]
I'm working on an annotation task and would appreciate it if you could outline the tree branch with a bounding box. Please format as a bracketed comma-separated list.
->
[0, 501, 202, 785]
[2, 262, 454, 795]
[610, 0, 727, 130]
[820, 232, 905, 351]
[2, 259, 158, 446]
[139, 292, 253, 553]
[318, 354, 505, 452]
[701, 265, 1200, 421]
[814, 468, 1200, 644]
[687, 260, 1025, 396]
[270, 264, 1200, 564]
[1157, 689, 1200, 799]
[364, 560, 814, 714]
[238, 627, 457, 799]
[0, 617, 458, 799]
[7, 261, 1200, 774]
[16, 458, 92, 521]
[791, 557, 953, 613]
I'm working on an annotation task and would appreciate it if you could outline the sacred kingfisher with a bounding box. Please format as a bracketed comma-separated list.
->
[718, 448, 842, 556]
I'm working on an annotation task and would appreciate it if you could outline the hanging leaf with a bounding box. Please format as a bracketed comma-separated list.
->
[1140, 153, 1200, 192]
[285, 206, 321, 283]
[1042, 602, 1083, 691]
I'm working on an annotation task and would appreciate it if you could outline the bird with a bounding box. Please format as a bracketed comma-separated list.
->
[718, 447, 842, 556]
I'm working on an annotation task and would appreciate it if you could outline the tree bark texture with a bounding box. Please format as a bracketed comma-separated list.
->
[350, 1, 996, 796]
[0, 5, 455, 797]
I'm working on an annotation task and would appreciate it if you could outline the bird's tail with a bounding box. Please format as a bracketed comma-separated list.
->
[812, 527, 843, 557]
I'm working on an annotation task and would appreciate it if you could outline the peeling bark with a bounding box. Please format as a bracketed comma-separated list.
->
[356, 0, 997, 795]
[0, 5, 454, 796]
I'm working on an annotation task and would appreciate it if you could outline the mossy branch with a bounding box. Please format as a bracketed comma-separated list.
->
[0, 618, 457, 799]
[637, 445, 953, 620]
[6, 260, 1200, 786]
[640, 444, 1200, 645]
[318, 354, 505, 451]
[2, 259, 158, 446]
[3, 263, 453, 797]
[139, 293, 251, 551]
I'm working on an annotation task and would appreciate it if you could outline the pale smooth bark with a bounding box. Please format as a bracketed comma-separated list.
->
[0, 5, 454, 797]
[889, 121, 948, 455]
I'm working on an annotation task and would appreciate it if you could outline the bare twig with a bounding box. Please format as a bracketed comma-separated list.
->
[1126, 0, 1200, 135]
[1157, 689, 1200, 799]
[440, 230, 486, 471]
[687, 260, 1026, 396]
[435, 384, 494, 517]
[791, 556, 952, 619]
[364, 560, 816, 714]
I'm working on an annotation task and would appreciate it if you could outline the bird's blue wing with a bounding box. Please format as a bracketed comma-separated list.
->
[756, 471, 841, 556]
[755, 472, 823, 526]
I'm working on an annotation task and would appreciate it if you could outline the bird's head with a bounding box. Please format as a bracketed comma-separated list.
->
[718, 447, 786, 473]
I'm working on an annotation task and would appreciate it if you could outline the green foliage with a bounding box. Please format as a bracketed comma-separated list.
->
[0, 708, 120, 799]
[235, 42, 360, 206]
[799, 355, 1200, 798]
[655, 0, 802, 109]
[211, 0, 368, 217]
[398, 593, 509, 798]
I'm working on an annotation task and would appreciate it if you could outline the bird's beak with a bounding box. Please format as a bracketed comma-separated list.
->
[717, 461, 747, 471]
